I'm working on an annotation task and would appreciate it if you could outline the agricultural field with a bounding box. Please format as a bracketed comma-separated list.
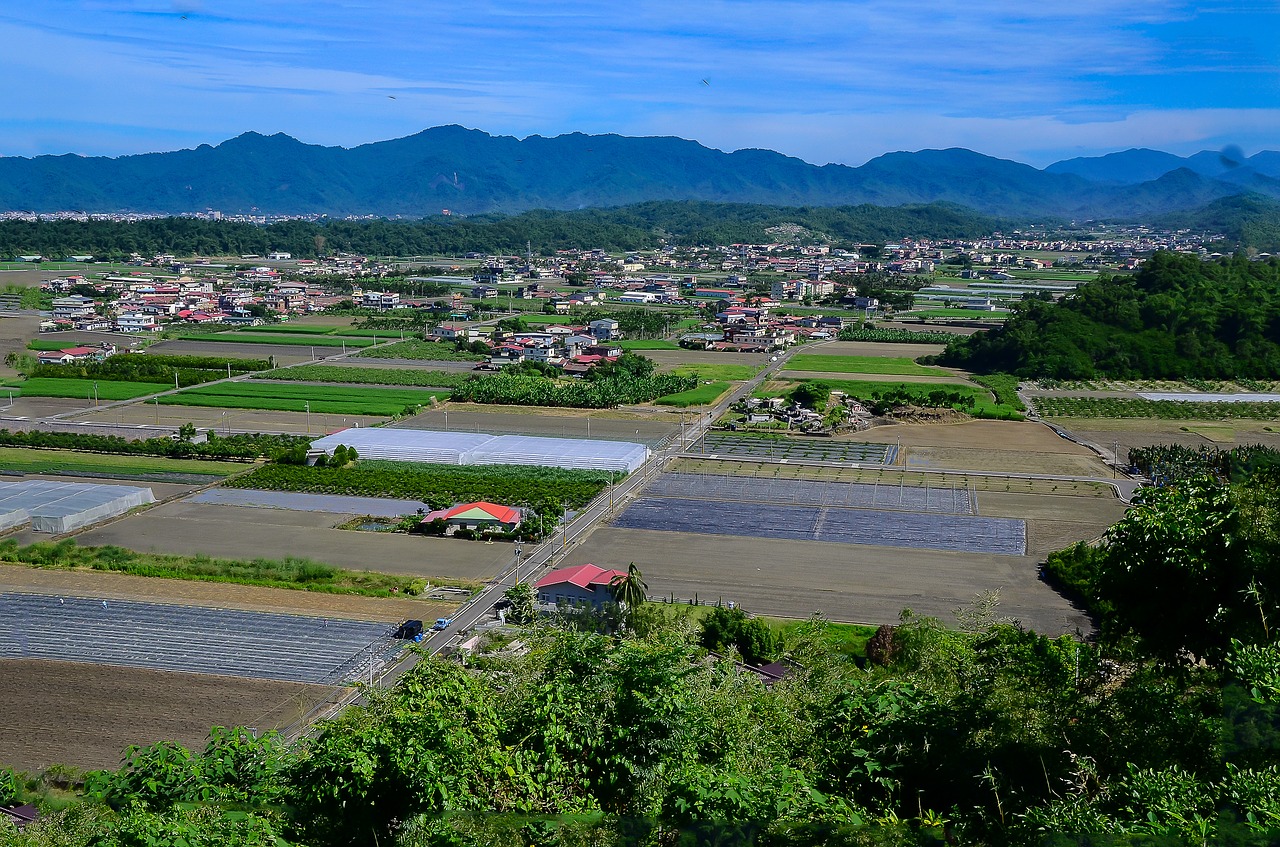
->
[71, 499, 512, 581]
[198, 332, 378, 348]
[617, 340, 681, 350]
[254, 364, 471, 388]
[0, 447, 245, 477]
[783, 354, 949, 376]
[668, 363, 760, 381]
[2, 377, 169, 400]
[1033, 396, 1280, 419]
[693, 433, 898, 464]
[654, 382, 731, 407]
[0, 659, 329, 772]
[68, 401, 382, 434]
[166, 381, 449, 416]
[356, 340, 485, 361]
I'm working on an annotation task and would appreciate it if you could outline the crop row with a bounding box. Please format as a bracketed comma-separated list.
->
[228, 461, 612, 515]
[1033, 396, 1280, 419]
[836, 327, 957, 345]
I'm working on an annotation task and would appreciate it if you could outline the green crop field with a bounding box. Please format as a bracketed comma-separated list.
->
[520, 315, 580, 325]
[0, 446, 244, 477]
[356, 340, 486, 361]
[3, 378, 170, 400]
[655, 382, 731, 407]
[26, 339, 81, 351]
[783, 355, 947, 376]
[254, 365, 471, 389]
[166, 382, 449, 416]
[194, 333, 377, 348]
[669, 363, 760, 381]
[618, 340, 680, 350]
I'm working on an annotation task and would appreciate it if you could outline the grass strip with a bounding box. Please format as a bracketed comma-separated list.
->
[0, 539, 481, 598]
[0, 446, 245, 477]
[618, 340, 680, 350]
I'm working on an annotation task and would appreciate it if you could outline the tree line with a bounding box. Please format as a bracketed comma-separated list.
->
[0, 201, 1004, 260]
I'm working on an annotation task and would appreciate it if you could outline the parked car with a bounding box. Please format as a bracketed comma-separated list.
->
[432, 617, 454, 631]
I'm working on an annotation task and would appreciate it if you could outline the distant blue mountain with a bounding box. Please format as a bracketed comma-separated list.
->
[1, 126, 1277, 219]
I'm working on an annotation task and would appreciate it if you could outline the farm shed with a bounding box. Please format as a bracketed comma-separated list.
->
[310, 428, 650, 473]
[0, 480, 155, 533]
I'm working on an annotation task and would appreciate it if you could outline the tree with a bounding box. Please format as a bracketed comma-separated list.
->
[609, 562, 648, 612]
[503, 581, 535, 624]
[790, 381, 830, 411]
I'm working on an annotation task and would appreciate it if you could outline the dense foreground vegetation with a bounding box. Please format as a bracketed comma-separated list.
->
[939, 252, 1280, 379]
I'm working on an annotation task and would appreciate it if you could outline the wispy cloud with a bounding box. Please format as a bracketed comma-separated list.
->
[0, 1, 1275, 163]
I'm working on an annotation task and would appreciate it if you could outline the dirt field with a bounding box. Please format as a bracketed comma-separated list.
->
[72, 500, 513, 581]
[391, 406, 678, 443]
[1055, 419, 1280, 459]
[0, 564, 456, 621]
[852, 420, 1114, 477]
[0, 314, 40, 381]
[570, 527, 1094, 634]
[0, 659, 330, 773]
[1, 396, 100, 417]
[68, 402, 382, 434]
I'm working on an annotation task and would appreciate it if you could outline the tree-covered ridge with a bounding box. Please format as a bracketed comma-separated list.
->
[0, 200, 1003, 258]
[938, 252, 1280, 379]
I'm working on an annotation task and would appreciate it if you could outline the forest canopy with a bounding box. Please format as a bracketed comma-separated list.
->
[937, 252, 1280, 379]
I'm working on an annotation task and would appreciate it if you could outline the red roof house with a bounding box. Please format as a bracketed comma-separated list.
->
[534, 563, 628, 608]
[421, 501, 523, 532]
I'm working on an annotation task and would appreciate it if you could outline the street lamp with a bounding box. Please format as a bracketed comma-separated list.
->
[305, 400, 311, 434]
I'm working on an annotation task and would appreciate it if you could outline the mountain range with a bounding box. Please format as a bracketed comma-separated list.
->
[2, 126, 1278, 220]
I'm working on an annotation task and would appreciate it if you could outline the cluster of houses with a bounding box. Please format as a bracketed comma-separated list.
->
[737, 393, 873, 432]
[430, 318, 627, 374]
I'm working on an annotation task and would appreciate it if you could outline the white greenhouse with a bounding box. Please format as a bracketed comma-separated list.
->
[310, 428, 650, 473]
[0, 481, 156, 533]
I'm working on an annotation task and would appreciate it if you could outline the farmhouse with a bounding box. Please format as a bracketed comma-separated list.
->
[422, 501, 523, 533]
[534, 563, 627, 608]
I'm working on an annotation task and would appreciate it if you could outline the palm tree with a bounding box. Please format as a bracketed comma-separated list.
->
[609, 562, 648, 611]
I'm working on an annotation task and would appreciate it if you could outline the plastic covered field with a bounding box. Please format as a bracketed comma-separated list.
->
[311, 428, 650, 472]
[612, 496, 1026, 556]
[0, 480, 155, 533]
[0, 593, 393, 684]
[648, 473, 976, 514]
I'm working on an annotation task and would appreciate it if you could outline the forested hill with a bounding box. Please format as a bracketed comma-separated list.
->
[4, 126, 1280, 217]
[937, 252, 1280, 379]
[0, 201, 1003, 258]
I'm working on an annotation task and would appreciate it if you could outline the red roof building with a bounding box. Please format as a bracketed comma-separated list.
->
[421, 501, 523, 532]
[534, 563, 628, 608]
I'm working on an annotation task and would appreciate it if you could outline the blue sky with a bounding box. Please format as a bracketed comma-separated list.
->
[1, 0, 1276, 167]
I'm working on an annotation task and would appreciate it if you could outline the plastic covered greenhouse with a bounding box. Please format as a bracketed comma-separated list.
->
[0, 481, 156, 533]
[311, 428, 650, 473]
